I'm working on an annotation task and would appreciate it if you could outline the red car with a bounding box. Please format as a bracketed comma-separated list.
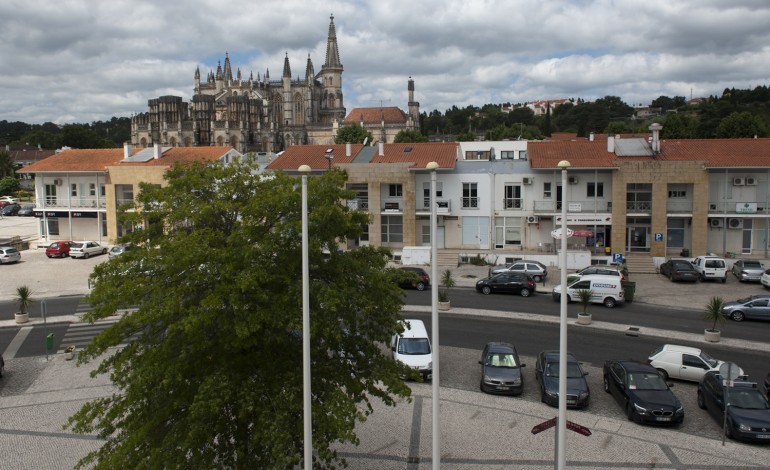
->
[46, 241, 73, 258]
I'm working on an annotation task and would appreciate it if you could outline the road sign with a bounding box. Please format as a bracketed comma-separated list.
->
[566, 420, 592, 436]
[719, 362, 741, 381]
[531, 417, 557, 434]
[612, 253, 623, 263]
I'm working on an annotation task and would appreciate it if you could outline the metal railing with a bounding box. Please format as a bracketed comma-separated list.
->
[37, 197, 107, 208]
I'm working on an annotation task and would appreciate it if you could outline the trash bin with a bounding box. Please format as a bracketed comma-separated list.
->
[680, 248, 690, 257]
[621, 281, 636, 303]
[46, 333, 54, 351]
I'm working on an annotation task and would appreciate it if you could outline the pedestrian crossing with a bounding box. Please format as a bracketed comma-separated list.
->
[56, 300, 142, 353]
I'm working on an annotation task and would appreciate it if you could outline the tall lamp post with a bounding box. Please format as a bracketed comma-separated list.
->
[298, 164, 312, 469]
[556, 159, 571, 470]
[426, 161, 440, 470]
[324, 148, 334, 170]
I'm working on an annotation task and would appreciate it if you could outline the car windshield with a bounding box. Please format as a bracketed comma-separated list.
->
[486, 352, 518, 367]
[699, 351, 718, 368]
[729, 389, 770, 410]
[545, 362, 583, 378]
[743, 261, 762, 268]
[398, 338, 431, 355]
[627, 372, 668, 390]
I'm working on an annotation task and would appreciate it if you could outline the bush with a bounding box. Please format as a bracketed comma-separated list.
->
[469, 255, 488, 266]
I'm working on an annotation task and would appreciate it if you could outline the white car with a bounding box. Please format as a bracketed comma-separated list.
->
[69, 241, 107, 259]
[0, 195, 19, 205]
[647, 344, 743, 382]
[761, 269, 770, 289]
[491, 261, 547, 282]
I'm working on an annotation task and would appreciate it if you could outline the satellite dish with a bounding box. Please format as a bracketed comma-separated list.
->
[719, 362, 741, 381]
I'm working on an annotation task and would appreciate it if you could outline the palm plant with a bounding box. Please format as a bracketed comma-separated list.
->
[438, 289, 449, 303]
[441, 269, 455, 287]
[576, 289, 593, 315]
[14, 285, 34, 315]
[703, 296, 727, 332]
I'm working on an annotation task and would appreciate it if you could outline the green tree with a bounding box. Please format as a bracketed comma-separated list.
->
[66, 158, 413, 469]
[662, 113, 699, 139]
[715, 111, 769, 138]
[455, 130, 477, 141]
[0, 151, 15, 178]
[0, 176, 20, 195]
[393, 129, 428, 143]
[334, 123, 374, 144]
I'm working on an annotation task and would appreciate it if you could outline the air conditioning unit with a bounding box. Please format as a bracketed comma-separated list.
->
[733, 177, 745, 186]
[728, 218, 743, 229]
[522, 177, 533, 185]
[526, 215, 539, 224]
[568, 176, 578, 184]
[709, 218, 723, 228]
[746, 177, 757, 186]
[54, 178, 63, 185]
[709, 204, 718, 211]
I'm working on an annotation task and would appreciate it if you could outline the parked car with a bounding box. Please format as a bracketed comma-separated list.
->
[568, 265, 626, 283]
[45, 241, 73, 258]
[697, 371, 770, 442]
[391, 319, 432, 381]
[647, 344, 743, 382]
[109, 243, 137, 259]
[765, 373, 770, 401]
[552, 274, 624, 308]
[0, 246, 21, 264]
[491, 261, 547, 282]
[1, 204, 20, 216]
[475, 272, 536, 297]
[691, 255, 727, 283]
[0, 195, 19, 205]
[731, 259, 764, 282]
[721, 295, 770, 322]
[659, 259, 700, 282]
[603, 360, 684, 425]
[16, 205, 34, 216]
[761, 269, 770, 289]
[479, 342, 525, 396]
[393, 266, 430, 291]
[69, 241, 108, 259]
[0, 352, 4, 377]
[535, 351, 590, 409]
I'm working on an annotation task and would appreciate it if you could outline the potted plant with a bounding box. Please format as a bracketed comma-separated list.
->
[64, 345, 76, 361]
[438, 289, 451, 311]
[576, 289, 593, 325]
[703, 296, 726, 342]
[14, 285, 34, 324]
[441, 269, 455, 288]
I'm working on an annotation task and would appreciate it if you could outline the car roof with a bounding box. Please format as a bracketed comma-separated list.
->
[658, 344, 701, 355]
[486, 342, 515, 353]
[541, 350, 577, 362]
[616, 360, 656, 372]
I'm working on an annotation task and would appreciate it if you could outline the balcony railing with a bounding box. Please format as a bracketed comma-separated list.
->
[504, 198, 522, 209]
[627, 201, 652, 212]
[37, 197, 106, 208]
[533, 199, 612, 212]
[347, 198, 369, 210]
[421, 199, 451, 213]
[462, 197, 479, 208]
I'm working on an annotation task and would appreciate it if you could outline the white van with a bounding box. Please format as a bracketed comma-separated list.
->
[691, 255, 727, 283]
[391, 319, 433, 381]
[552, 274, 624, 308]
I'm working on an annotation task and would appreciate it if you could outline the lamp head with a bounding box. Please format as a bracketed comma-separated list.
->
[298, 164, 311, 173]
[557, 160, 571, 169]
[426, 161, 439, 170]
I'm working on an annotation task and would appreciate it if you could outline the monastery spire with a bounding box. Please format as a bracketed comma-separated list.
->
[282, 52, 291, 78]
[322, 14, 342, 70]
[223, 52, 233, 82]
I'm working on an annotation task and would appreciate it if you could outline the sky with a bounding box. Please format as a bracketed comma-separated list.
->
[2, 0, 770, 125]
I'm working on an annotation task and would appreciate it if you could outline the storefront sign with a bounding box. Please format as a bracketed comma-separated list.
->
[571, 229, 594, 237]
[34, 211, 99, 218]
[736, 202, 757, 214]
[555, 215, 612, 224]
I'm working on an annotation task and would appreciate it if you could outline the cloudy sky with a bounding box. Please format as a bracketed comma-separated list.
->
[2, 0, 770, 125]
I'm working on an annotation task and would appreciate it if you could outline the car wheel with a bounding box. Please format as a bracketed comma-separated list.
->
[699, 274, 704, 282]
[46, 255, 51, 258]
[520, 288, 531, 297]
[626, 402, 636, 422]
[669, 273, 674, 282]
[532, 275, 542, 282]
[553, 294, 560, 302]
[603, 297, 616, 308]
[482, 286, 491, 295]
[731, 311, 745, 322]
[603, 375, 610, 393]
[725, 419, 733, 439]
[63, 252, 68, 257]
[697, 390, 706, 409]
[415, 282, 426, 291]
[102, 248, 107, 254]
[656, 368, 669, 381]
[84, 253, 90, 259]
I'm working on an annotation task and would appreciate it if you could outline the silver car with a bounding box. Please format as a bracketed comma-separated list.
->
[491, 261, 547, 282]
[722, 295, 770, 322]
[731, 259, 764, 282]
[0, 246, 21, 264]
[70, 241, 108, 259]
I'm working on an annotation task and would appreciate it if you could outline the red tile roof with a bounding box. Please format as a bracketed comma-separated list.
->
[267, 143, 458, 171]
[344, 107, 409, 125]
[19, 147, 235, 173]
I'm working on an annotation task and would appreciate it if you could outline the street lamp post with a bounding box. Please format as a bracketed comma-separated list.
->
[324, 148, 334, 170]
[426, 161, 440, 470]
[556, 159, 571, 470]
[298, 164, 312, 469]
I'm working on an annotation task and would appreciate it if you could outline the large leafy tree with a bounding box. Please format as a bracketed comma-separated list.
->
[67, 158, 414, 469]
[0, 151, 15, 178]
[334, 123, 373, 144]
[715, 111, 769, 138]
[393, 129, 428, 143]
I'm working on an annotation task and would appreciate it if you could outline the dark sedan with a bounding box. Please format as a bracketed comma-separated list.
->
[475, 272, 536, 297]
[603, 360, 684, 425]
[535, 351, 590, 409]
[1, 204, 20, 216]
[393, 266, 430, 291]
[659, 259, 699, 282]
[697, 371, 770, 442]
[17, 205, 34, 216]
[479, 342, 525, 396]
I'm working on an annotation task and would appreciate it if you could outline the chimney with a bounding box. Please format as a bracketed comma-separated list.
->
[649, 123, 663, 154]
[607, 135, 615, 153]
[378, 141, 384, 156]
[123, 143, 131, 159]
[153, 143, 161, 159]
[589, 132, 594, 142]
[346, 142, 351, 157]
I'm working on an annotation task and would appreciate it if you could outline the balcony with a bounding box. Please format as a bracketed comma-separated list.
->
[420, 198, 451, 214]
[36, 197, 107, 209]
[347, 198, 369, 211]
[533, 199, 612, 213]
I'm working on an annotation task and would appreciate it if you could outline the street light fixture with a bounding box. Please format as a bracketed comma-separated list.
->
[324, 148, 334, 170]
[298, 164, 312, 469]
[426, 160, 440, 470]
[556, 159, 570, 470]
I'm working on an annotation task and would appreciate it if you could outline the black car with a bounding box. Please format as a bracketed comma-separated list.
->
[1, 203, 20, 216]
[16, 205, 34, 216]
[479, 342, 525, 396]
[697, 371, 770, 442]
[659, 259, 699, 282]
[535, 351, 590, 409]
[475, 272, 536, 296]
[394, 266, 430, 291]
[765, 372, 770, 401]
[0, 352, 4, 377]
[603, 360, 684, 425]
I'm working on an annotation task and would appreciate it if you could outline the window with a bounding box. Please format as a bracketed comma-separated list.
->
[388, 184, 403, 197]
[519, 150, 528, 160]
[587, 182, 604, 198]
[465, 150, 490, 160]
[88, 183, 96, 196]
[682, 355, 707, 369]
[422, 182, 443, 208]
[500, 151, 516, 159]
[462, 183, 479, 208]
[504, 184, 522, 209]
[381, 215, 403, 243]
[45, 218, 59, 235]
[495, 216, 521, 246]
[70, 183, 78, 197]
[543, 182, 552, 199]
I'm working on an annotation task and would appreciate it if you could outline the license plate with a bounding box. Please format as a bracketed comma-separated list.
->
[497, 386, 510, 391]
[656, 416, 671, 422]
[757, 435, 770, 439]
[567, 400, 577, 405]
